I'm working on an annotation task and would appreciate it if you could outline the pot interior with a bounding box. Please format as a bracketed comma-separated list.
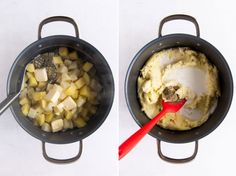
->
[126, 34, 233, 143]
[7, 35, 114, 144]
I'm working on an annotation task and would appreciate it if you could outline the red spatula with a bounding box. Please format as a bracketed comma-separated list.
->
[119, 99, 186, 160]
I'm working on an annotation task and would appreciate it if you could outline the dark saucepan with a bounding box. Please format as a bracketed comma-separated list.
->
[7, 16, 114, 164]
[125, 14, 233, 163]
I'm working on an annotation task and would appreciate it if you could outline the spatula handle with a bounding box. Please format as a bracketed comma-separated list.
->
[119, 109, 167, 160]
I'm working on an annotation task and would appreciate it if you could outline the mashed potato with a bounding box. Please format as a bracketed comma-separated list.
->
[137, 47, 220, 130]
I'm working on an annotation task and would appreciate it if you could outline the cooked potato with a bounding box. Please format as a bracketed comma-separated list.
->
[82, 62, 93, 72]
[75, 77, 86, 89]
[69, 51, 78, 60]
[32, 91, 46, 101]
[51, 119, 64, 132]
[20, 48, 102, 133]
[29, 77, 38, 87]
[36, 114, 45, 126]
[45, 112, 54, 123]
[74, 117, 86, 128]
[64, 83, 77, 96]
[80, 86, 91, 98]
[53, 56, 63, 65]
[26, 64, 35, 73]
[21, 104, 30, 116]
[83, 73, 90, 85]
[19, 97, 30, 105]
[41, 123, 51, 132]
[59, 47, 69, 57]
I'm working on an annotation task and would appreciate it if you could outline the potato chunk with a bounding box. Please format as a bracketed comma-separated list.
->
[59, 47, 69, 57]
[51, 119, 64, 132]
[36, 114, 45, 126]
[32, 91, 46, 101]
[34, 68, 48, 82]
[75, 77, 86, 89]
[61, 96, 77, 111]
[53, 56, 63, 65]
[21, 104, 30, 116]
[74, 117, 86, 128]
[69, 51, 78, 60]
[26, 64, 35, 73]
[82, 62, 93, 72]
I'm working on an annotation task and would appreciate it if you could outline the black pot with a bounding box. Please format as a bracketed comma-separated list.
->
[125, 14, 233, 163]
[7, 16, 114, 163]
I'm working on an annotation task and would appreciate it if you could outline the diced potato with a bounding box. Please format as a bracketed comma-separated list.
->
[63, 119, 73, 129]
[61, 96, 77, 111]
[44, 85, 62, 103]
[32, 91, 46, 101]
[77, 96, 86, 107]
[20, 88, 28, 98]
[26, 72, 34, 79]
[75, 77, 86, 89]
[71, 89, 79, 99]
[69, 51, 78, 60]
[83, 72, 90, 85]
[54, 103, 64, 115]
[19, 97, 29, 105]
[45, 113, 54, 123]
[38, 81, 47, 89]
[26, 64, 35, 73]
[21, 104, 30, 116]
[59, 47, 69, 57]
[61, 73, 71, 81]
[27, 108, 37, 118]
[59, 92, 67, 100]
[82, 62, 93, 72]
[53, 56, 63, 65]
[90, 79, 102, 92]
[41, 123, 51, 132]
[64, 59, 72, 66]
[51, 119, 64, 132]
[58, 65, 68, 73]
[29, 77, 38, 87]
[80, 86, 91, 98]
[60, 81, 70, 89]
[36, 114, 45, 126]
[45, 102, 56, 112]
[46, 83, 53, 91]
[74, 117, 86, 128]
[65, 110, 73, 120]
[68, 61, 78, 70]
[34, 68, 48, 82]
[35, 106, 44, 114]
[81, 108, 88, 118]
[70, 74, 78, 81]
[64, 83, 77, 96]
[40, 99, 47, 109]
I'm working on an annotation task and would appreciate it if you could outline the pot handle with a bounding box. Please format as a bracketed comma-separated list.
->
[156, 140, 198, 163]
[42, 140, 83, 164]
[158, 14, 200, 37]
[38, 16, 79, 39]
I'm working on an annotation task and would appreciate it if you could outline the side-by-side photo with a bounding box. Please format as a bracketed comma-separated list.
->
[0, 0, 236, 176]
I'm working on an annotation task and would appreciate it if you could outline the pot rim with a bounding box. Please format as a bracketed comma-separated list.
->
[125, 33, 234, 143]
[7, 35, 115, 144]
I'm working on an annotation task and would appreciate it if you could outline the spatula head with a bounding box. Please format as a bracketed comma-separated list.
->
[162, 99, 186, 113]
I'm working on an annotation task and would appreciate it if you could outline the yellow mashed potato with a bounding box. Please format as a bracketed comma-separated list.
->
[137, 47, 220, 130]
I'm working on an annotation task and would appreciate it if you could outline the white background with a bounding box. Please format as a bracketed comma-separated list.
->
[0, 0, 118, 176]
[119, 0, 236, 176]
